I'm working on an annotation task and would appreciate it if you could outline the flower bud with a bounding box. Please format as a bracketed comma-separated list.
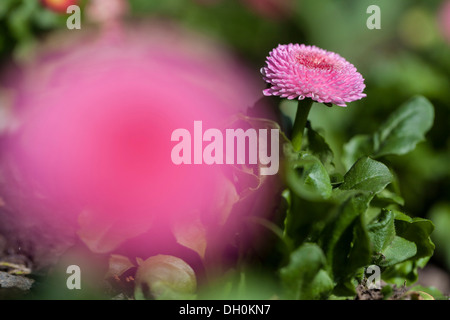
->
[134, 255, 197, 300]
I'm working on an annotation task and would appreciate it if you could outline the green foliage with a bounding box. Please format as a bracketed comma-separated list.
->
[340, 157, 393, 193]
[429, 203, 450, 271]
[285, 148, 332, 201]
[280, 243, 333, 300]
[280, 96, 436, 299]
[343, 96, 435, 169]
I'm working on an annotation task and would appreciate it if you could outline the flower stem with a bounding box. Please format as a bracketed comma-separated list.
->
[291, 98, 313, 151]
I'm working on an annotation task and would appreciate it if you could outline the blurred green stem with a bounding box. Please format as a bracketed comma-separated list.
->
[291, 98, 313, 151]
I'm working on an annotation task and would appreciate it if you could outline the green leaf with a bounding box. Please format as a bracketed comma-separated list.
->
[280, 243, 334, 299]
[379, 210, 435, 285]
[382, 260, 420, 286]
[308, 270, 335, 300]
[284, 190, 336, 247]
[342, 135, 373, 170]
[284, 144, 332, 200]
[134, 255, 197, 300]
[367, 209, 396, 253]
[380, 284, 395, 300]
[428, 203, 450, 270]
[408, 285, 448, 300]
[0, 0, 16, 19]
[368, 209, 434, 270]
[283, 146, 334, 245]
[339, 157, 393, 194]
[373, 189, 405, 207]
[393, 211, 435, 262]
[329, 172, 344, 186]
[373, 96, 434, 157]
[376, 236, 417, 267]
[342, 96, 435, 169]
[345, 217, 372, 279]
[319, 192, 372, 283]
[305, 125, 334, 171]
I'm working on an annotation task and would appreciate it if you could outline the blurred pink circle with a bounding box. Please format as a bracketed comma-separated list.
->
[4, 24, 272, 255]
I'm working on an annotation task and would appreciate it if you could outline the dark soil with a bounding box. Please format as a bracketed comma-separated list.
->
[355, 282, 407, 300]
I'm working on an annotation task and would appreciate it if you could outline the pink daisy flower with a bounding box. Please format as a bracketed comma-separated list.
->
[262, 44, 366, 107]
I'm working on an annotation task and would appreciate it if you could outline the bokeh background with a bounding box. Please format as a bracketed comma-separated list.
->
[0, 0, 449, 297]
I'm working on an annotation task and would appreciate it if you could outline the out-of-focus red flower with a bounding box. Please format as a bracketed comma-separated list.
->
[241, 0, 294, 20]
[192, 0, 294, 19]
[439, 0, 450, 44]
[41, 0, 79, 13]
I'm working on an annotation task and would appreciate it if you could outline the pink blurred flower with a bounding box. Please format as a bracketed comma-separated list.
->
[41, 0, 79, 13]
[438, 0, 450, 44]
[87, 0, 128, 24]
[241, 0, 294, 20]
[193, 0, 294, 19]
[262, 44, 366, 107]
[1, 24, 280, 269]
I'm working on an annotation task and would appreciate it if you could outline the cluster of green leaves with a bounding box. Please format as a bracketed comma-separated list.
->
[0, 0, 70, 59]
[279, 96, 436, 299]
